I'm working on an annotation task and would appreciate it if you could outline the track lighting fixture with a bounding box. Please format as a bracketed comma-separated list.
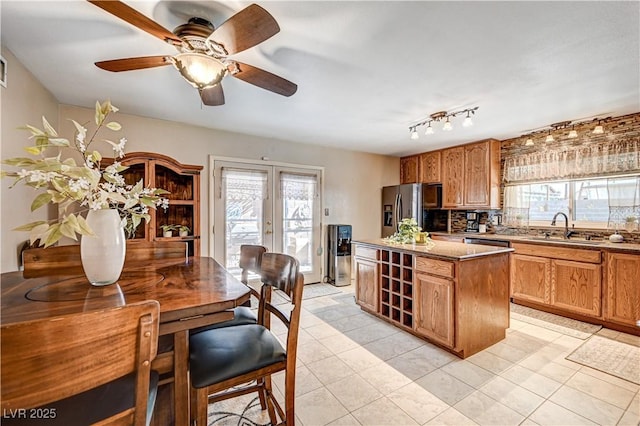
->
[592, 120, 604, 134]
[442, 117, 453, 131]
[545, 131, 554, 143]
[408, 107, 478, 139]
[520, 117, 611, 146]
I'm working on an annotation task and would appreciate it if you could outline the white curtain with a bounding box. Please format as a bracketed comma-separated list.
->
[608, 176, 640, 227]
[221, 168, 268, 200]
[280, 172, 318, 200]
[503, 185, 530, 226]
[503, 138, 640, 184]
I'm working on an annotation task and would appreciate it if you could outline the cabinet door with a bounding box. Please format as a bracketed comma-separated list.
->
[550, 259, 601, 317]
[605, 252, 640, 326]
[419, 151, 441, 183]
[463, 142, 491, 207]
[355, 256, 379, 313]
[400, 155, 420, 184]
[441, 147, 464, 208]
[414, 272, 454, 348]
[510, 254, 550, 304]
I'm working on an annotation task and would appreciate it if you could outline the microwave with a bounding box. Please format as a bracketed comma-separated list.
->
[422, 183, 442, 208]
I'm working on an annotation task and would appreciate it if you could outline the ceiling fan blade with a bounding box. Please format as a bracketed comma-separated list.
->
[95, 56, 172, 72]
[88, 1, 183, 45]
[207, 4, 280, 55]
[200, 85, 225, 106]
[230, 62, 297, 97]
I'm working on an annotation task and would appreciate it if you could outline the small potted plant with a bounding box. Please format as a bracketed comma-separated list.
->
[160, 225, 175, 238]
[178, 225, 190, 237]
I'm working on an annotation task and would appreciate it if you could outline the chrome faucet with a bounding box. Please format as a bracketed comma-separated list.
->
[550, 212, 574, 239]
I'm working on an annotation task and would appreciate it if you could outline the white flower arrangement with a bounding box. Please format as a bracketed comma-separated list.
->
[383, 217, 423, 244]
[1, 100, 169, 247]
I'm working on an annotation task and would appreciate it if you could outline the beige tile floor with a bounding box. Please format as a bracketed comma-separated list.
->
[221, 285, 640, 426]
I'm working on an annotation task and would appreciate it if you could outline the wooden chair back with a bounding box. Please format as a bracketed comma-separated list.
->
[259, 252, 299, 297]
[1, 300, 160, 425]
[189, 253, 304, 425]
[238, 244, 267, 284]
[22, 241, 188, 278]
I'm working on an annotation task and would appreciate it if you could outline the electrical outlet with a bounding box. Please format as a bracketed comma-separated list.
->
[324, 208, 329, 216]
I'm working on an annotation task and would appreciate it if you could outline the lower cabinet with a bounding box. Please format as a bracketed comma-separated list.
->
[550, 259, 601, 317]
[511, 243, 602, 318]
[414, 272, 454, 348]
[354, 256, 378, 313]
[605, 252, 640, 327]
[511, 254, 550, 304]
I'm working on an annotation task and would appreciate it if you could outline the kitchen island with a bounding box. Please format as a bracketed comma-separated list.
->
[353, 239, 513, 358]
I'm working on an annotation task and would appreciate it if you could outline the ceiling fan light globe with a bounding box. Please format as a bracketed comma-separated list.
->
[173, 53, 226, 89]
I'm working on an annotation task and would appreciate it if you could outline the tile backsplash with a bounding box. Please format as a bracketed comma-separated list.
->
[451, 209, 640, 244]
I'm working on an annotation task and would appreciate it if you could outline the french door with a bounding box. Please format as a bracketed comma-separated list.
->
[211, 158, 323, 283]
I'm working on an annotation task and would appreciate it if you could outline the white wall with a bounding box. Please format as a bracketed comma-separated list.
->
[1, 48, 399, 272]
[1, 47, 59, 272]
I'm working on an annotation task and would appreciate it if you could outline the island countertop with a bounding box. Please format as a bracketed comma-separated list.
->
[353, 238, 514, 260]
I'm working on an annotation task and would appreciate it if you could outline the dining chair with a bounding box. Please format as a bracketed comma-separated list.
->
[188, 244, 266, 335]
[189, 253, 303, 426]
[21, 240, 188, 278]
[1, 300, 160, 426]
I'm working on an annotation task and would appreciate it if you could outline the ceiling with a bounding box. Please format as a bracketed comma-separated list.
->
[2, 1, 639, 157]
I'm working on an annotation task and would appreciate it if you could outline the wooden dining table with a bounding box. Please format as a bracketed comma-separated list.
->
[1, 256, 250, 426]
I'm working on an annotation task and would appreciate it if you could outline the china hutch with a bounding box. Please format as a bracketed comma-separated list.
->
[113, 152, 202, 257]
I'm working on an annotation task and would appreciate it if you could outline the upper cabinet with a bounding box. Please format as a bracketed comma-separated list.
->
[441, 146, 465, 208]
[419, 151, 441, 183]
[400, 155, 420, 184]
[116, 152, 203, 257]
[441, 139, 501, 209]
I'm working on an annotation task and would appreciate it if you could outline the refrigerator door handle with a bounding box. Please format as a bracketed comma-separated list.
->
[395, 193, 402, 232]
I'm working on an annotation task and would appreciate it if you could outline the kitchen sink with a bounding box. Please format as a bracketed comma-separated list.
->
[525, 237, 602, 245]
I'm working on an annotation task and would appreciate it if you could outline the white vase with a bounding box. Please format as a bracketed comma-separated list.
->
[81, 209, 126, 286]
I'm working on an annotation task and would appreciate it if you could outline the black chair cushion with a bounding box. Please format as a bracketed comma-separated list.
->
[190, 324, 285, 389]
[190, 306, 257, 335]
[1, 371, 159, 426]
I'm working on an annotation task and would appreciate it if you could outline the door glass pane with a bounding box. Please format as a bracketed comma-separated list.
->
[281, 172, 317, 273]
[222, 168, 267, 273]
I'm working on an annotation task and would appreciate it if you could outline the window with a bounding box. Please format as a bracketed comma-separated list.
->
[504, 176, 640, 228]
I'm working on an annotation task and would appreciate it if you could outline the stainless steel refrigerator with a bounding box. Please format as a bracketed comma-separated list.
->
[381, 184, 423, 237]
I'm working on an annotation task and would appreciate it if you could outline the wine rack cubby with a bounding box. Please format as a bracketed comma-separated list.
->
[380, 249, 413, 328]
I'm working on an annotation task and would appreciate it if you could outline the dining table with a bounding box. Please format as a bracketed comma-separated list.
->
[1, 256, 251, 426]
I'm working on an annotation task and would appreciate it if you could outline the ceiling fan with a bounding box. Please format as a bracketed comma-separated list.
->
[88, 0, 297, 106]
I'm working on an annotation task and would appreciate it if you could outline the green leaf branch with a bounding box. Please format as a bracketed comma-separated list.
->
[2, 100, 170, 247]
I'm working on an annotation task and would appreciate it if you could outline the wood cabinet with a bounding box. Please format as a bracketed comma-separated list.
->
[551, 259, 601, 317]
[511, 254, 550, 304]
[419, 151, 441, 183]
[510, 242, 602, 318]
[117, 152, 202, 257]
[353, 241, 511, 358]
[605, 252, 640, 327]
[400, 155, 420, 184]
[414, 267, 454, 347]
[441, 147, 465, 208]
[441, 139, 500, 209]
[354, 245, 379, 313]
[379, 249, 414, 328]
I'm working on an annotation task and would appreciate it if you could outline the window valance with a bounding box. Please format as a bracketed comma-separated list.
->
[503, 137, 640, 184]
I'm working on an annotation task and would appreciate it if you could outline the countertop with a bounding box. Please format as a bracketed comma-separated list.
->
[354, 239, 514, 261]
[430, 232, 640, 253]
